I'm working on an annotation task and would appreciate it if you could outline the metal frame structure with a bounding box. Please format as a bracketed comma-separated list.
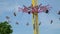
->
[18, 0, 50, 34]
[32, 0, 39, 34]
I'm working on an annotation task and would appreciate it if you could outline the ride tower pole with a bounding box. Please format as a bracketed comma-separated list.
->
[32, 0, 39, 34]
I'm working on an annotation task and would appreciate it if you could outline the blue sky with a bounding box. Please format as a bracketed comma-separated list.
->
[0, 0, 60, 34]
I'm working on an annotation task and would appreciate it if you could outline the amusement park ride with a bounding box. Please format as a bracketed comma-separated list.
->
[18, 0, 51, 34]
[4, 0, 60, 34]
